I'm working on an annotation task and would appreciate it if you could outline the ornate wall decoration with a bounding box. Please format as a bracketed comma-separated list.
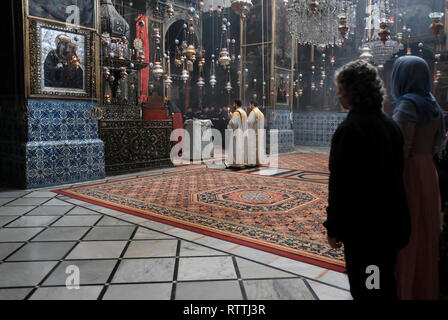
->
[28, 20, 96, 100]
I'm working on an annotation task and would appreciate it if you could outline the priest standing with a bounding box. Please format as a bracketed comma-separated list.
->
[225, 100, 247, 168]
[247, 100, 265, 167]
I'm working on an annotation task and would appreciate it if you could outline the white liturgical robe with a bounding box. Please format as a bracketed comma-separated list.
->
[246, 107, 265, 166]
[226, 107, 247, 167]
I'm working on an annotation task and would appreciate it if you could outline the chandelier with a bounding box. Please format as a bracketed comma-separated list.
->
[360, 0, 400, 66]
[285, 0, 357, 47]
[365, 39, 400, 66]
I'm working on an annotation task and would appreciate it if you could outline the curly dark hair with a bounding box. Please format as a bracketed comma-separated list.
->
[335, 60, 385, 111]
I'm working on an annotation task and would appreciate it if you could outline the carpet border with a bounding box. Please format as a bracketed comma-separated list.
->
[53, 168, 345, 273]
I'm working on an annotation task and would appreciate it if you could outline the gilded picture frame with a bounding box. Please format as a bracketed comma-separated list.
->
[27, 19, 96, 100]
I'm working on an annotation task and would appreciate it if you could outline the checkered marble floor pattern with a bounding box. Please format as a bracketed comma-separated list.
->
[0, 155, 351, 300]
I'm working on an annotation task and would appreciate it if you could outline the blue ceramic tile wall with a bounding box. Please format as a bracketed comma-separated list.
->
[293, 112, 347, 146]
[265, 109, 294, 153]
[24, 100, 105, 188]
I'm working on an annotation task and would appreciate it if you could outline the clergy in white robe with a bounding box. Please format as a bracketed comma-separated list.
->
[225, 100, 247, 168]
[246, 101, 265, 167]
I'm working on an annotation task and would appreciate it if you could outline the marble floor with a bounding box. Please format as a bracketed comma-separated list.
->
[0, 148, 351, 300]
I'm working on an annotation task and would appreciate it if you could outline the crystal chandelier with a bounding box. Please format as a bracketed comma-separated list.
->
[360, 0, 399, 66]
[365, 40, 400, 66]
[285, 0, 357, 47]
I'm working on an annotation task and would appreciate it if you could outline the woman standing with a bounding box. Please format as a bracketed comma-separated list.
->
[391, 56, 446, 300]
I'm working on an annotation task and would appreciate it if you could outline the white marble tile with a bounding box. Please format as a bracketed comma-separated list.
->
[0, 191, 31, 198]
[0, 198, 14, 206]
[66, 241, 128, 260]
[0, 228, 45, 242]
[132, 227, 175, 240]
[179, 241, 227, 257]
[111, 258, 175, 283]
[6, 241, 76, 261]
[51, 215, 101, 227]
[163, 228, 203, 241]
[269, 257, 327, 279]
[176, 280, 243, 300]
[235, 257, 294, 279]
[96, 216, 132, 226]
[29, 286, 103, 300]
[43, 199, 74, 206]
[307, 280, 353, 300]
[0, 288, 32, 300]
[243, 278, 315, 300]
[138, 220, 173, 232]
[91, 207, 125, 217]
[0, 243, 24, 260]
[194, 236, 239, 251]
[0, 216, 19, 227]
[65, 207, 101, 216]
[0, 206, 36, 216]
[32, 227, 90, 241]
[229, 246, 280, 264]
[0, 261, 58, 287]
[119, 214, 149, 224]
[7, 215, 58, 227]
[177, 256, 237, 281]
[6, 198, 50, 206]
[24, 191, 57, 198]
[103, 283, 172, 300]
[123, 240, 178, 258]
[43, 260, 118, 286]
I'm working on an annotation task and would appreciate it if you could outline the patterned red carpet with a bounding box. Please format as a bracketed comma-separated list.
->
[56, 167, 344, 272]
[276, 152, 329, 172]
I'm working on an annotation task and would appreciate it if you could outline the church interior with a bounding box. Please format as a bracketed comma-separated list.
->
[0, 0, 447, 301]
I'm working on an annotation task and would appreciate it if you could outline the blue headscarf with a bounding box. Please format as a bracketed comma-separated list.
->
[391, 56, 442, 124]
[391, 56, 446, 154]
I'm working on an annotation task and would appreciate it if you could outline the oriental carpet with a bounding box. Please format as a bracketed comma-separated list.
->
[56, 167, 344, 272]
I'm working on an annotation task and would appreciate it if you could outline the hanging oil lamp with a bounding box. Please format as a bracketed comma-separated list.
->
[153, 28, 161, 44]
[429, 12, 444, 36]
[230, 0, 253, 19]
[197, 77, 205, 88]
[210, 75, 217, 88]
[152, 61, 164, 80]
[359, 45, 373, 61]
[338, 14, 348, 38]
[181, 65, 189, 82]
[164, 74, 173, 88]
[166, 4, 175, 18]
[225, 81, 232, 92]
[217, 5, 222, 15]
[218, 48, 231, 67]
[199, 0, 204, 9]
[185, 45, 196, 58]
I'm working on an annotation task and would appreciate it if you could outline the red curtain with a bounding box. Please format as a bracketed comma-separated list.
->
[136, 14, 150, 104]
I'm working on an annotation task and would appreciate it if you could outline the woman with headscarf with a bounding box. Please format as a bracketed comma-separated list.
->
[391, 56, 446, 300]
